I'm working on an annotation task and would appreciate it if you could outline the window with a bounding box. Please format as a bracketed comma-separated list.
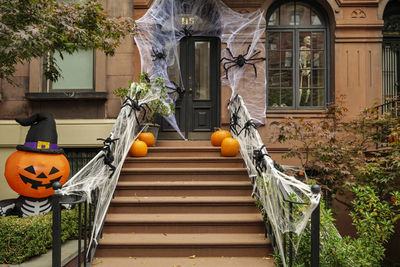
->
[45, 49, 94, 91]
[266, 1, 328, 109]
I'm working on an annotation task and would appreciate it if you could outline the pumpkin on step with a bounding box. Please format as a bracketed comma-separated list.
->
[5, 151, 70, 198]
[221, 137, 239, 157]
[211, 130, 232, 146]
[138, 132, 155, 147]
[129, 140, 148, 157]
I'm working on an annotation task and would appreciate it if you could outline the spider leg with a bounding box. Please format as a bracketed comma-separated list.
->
[220, 57, 234, 63]
[226, 47, 234, 58]
[245, 62, 258, 77]
[248, 50, 261, 59]
[243, 45, 251, 57]
[224, 63, 239, 79]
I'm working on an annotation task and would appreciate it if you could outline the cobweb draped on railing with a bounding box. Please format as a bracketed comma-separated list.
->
[228, 95, 321, 267]
[58, 88, 160, 252]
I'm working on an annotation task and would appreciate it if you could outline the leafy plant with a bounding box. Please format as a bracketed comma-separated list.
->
[113, 72, 175, 122]
[0, 207, 80, 264]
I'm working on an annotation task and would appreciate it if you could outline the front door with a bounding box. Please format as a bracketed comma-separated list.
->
[159, 37, 220, 139]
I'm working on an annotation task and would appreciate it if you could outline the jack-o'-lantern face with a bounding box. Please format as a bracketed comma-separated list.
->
[5, 151, 70, 198]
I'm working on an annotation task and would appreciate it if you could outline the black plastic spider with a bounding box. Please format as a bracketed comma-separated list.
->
[230, 106, 241, 135]
[179, 25, 194, 37]
[238, 119, 258, 137]
[143, 72, 151, 83]
[220, 45, 266, 79]
[121, 92, 151, 124]
[151, 48, 167, 61]
[253, 145, 270, 175]
[166, 81, 185, 101]
[97, 136, 119, 179]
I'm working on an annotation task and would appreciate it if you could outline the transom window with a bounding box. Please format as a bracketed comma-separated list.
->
[266, 1, 328, 109]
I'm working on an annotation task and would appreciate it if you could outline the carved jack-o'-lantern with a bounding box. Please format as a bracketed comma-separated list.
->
[5, 151, 70, 198]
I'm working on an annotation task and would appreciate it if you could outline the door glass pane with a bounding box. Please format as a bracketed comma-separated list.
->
[52, 50, 93, 90]
[311, 10, 322, 25]
[268, 9, 279, 26]
[194, 41, 210, 100]
[268, 32, 280, 50]
[280, 3, 295, 25]
[281, 32, 293, 50]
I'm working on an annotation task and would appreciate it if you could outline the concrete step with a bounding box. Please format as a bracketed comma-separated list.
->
[119, 167, 249, 182]
[156, 140, 212, 147]
[114, 181, 253, 197]
[108, 196, 259, 214]
[124, 156, 244, 168]
[90, 257, 275, 267]
[148, 147, 222, 157]
[96, 233, 271, 257]
[103, 213, 265, 234]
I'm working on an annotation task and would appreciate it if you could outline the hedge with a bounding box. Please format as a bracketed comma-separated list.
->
[0, 207, 80, 264]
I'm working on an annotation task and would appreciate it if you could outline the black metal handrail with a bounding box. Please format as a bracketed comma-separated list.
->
[52, 182, 98, 267]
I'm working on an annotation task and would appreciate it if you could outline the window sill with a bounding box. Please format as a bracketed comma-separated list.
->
[26, 92, 108, 101]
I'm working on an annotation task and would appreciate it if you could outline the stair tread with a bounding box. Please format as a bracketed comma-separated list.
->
[99, 233, 269, 246]
[149, 147, 220, 150]
[121, 167, 247, 172]
[112, 196, 256, 204]
[125, 156, 242, 161]
[105, 213, 263, 223]
[117, 181, 251, 187]
[91, 257, 274, 267]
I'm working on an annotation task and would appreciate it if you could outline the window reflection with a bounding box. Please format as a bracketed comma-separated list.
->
[194, 41, 210, 100]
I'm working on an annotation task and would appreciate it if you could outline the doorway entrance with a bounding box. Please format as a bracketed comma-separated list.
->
[158, 37, 221, 140]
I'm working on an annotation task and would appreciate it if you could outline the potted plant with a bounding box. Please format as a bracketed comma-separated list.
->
[113, 72, 175, 143]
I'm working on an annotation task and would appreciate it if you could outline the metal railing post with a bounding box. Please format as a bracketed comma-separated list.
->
[311, 184, 321, 267]
[52, 182, 62, 267]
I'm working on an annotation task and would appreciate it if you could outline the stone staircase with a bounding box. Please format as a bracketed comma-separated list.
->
[93, 140, 273, 266]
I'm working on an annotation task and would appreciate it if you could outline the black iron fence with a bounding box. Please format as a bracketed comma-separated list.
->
[375, 97, 400, 149]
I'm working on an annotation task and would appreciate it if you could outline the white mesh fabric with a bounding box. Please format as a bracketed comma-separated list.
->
[228, 95, 321, 267]
[134, 0, 267, 131]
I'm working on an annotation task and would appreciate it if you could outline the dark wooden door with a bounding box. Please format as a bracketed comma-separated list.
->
[159, 37, 220, 139]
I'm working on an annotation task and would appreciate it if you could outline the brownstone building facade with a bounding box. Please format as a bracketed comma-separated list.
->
[0, 1, 399, 257]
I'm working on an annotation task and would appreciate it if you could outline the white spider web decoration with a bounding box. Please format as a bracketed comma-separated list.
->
[134, 0, 267, 131]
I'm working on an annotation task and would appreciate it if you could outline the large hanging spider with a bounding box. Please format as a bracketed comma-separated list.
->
[229, 106, 241, 136]
[166, 81, 185, 101]
[151, 48, 167, 61]
[121, 92, 151, 124]
[97, 136, 119, 179]
[253, 145, 269, 176]
[238, 119, 258, 137]
[220, 45, 266, 79]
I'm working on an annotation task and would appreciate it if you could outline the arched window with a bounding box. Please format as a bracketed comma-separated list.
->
[266, 1, 329, 109]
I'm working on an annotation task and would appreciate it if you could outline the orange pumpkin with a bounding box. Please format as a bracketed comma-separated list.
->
[138, 132, 155, 147]
[211, 130, 232, 146]
[5, 151, 70, 198]
[129, 140, 148, 157]
[221, 137, 240, 157]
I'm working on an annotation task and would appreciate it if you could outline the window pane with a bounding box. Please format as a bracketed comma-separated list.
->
[268, 9, 279, 25]
[312, 32, 324, 49]
[268, 70, 281, 87]
[268, 51, 281, 69]
[52, 50, 93, 90]
[282, 51, 293, 68]
[312, 51, 324, 67]
[281, 70, 293, 87]
[268, 88, 280, 107]
[280, 3, 295, 25]
[194, 41, 210, 100]
[268, 32, 280, 50]
[296, 3, 311, 26]
[311, 10, 322, 25]
[312, 88, 325, 106]
[281, 88, 293, 107]
[299, 88, 312, 106]
[281, 32, 293, 50]
[312, 69, 324, 87]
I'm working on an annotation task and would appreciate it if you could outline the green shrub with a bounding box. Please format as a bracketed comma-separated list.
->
[0, 208, 80, 264]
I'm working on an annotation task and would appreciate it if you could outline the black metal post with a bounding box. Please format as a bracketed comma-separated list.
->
[311, 184, 321, 267]
[289, 202, 293, 267]
[78, 203, 82, 267]
[52, 182, 62, 267]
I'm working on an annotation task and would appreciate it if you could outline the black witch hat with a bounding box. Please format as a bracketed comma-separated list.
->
[15, 112, 64, 154]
